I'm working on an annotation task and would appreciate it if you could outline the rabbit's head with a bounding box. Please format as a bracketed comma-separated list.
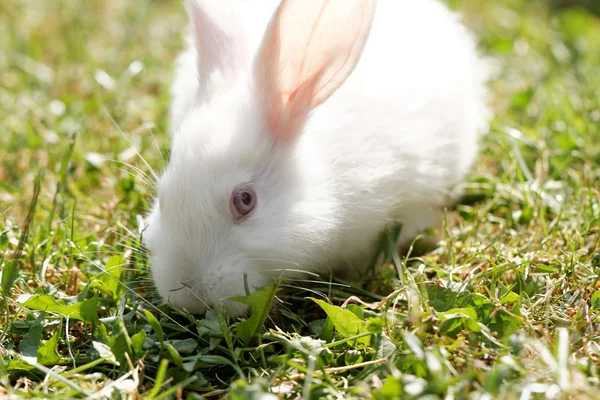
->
[145, 0, 375, 315]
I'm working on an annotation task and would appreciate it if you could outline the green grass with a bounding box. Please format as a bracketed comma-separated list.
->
[1, 0, 600, 398]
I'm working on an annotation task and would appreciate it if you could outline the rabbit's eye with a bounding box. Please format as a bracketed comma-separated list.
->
[231, 186, 256, 221]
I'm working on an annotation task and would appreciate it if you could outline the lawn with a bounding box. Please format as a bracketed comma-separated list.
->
[1, 0, 599, 398]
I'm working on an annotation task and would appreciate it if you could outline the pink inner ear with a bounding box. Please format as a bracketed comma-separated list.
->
[257, 0, 376, 143]
[263, 66, 328, 141]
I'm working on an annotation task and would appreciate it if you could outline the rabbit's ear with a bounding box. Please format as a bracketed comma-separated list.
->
[186, 0, 248, 80]
[257, 0, 376, 142]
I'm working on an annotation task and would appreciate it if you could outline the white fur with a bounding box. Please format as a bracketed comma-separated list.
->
[145, 0, 490, 315]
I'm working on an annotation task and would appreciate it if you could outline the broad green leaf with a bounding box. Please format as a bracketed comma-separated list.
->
[322, 316, 335, 342]
[1, 260, 20, 295]
[6, 358, 36, 373]
[427, 285, 475, 312]
[165, 342, 183, 369]
[377, 376, 404, 399]
[108, 321, 132, 369]
[428, 285, 522, 338]
[197, 309, 223, 336]
[20, 312, 45, 358]
[485, 306, 522, 339]
[346, 304, 364, 319]
[144, 310, 164, 352]
[94, 321, 110, 344]
[310, 298, 369, 345]
[591, 290, 600, 309]
[438, 307, 481, 336]
[499, 291, 521, 305]
[438, 307, 478, 321]
[131, 329, 147, 357]
[344, 349, 363, 365]
[170, 338, 198, 355]
[209, 336, 222, 351]
[367, 318, 384, 334]
[37, 324, 61, 365]
[24, 294, 99, 323]
[309, 318, 334, 342]
[231, 283, 279, 345]
[97, 255, 125, 298]
[471, 293, 493, 307]
[76, 281, 95, 303]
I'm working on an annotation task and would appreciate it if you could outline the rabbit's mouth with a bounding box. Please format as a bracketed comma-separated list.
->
[160, 275, 253, 316]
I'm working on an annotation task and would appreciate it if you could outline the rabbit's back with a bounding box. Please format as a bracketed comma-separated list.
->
[169, 0, 489, 254]
[297, 0, 489, 245]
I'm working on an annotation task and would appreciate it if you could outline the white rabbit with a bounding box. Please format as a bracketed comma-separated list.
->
[144, 0, 490, 315]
